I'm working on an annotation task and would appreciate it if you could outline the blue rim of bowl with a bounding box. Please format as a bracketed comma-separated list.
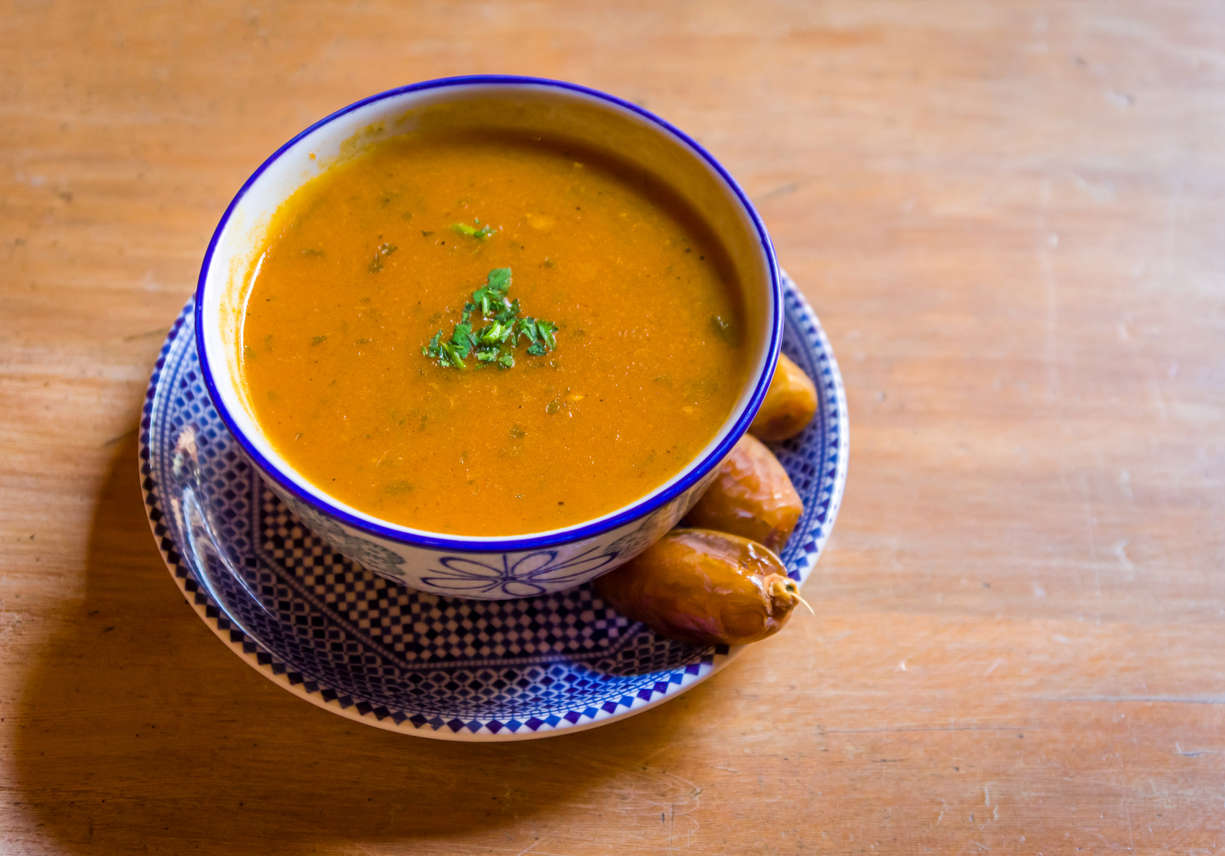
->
[194, 74, 782, 553]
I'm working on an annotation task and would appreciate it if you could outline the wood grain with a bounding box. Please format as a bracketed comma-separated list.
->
[3, 1, 1224, 853]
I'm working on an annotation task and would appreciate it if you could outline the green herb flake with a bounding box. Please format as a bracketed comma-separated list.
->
[479, 320, 511, 345]
[510, 424, 527, 439]
[441, 342, 466, 369]
[452, 321, 475, 352]
[452, 220, 496, 240]
[517, 317, 539, 345]
[536, 320, 557, 350]
[310, 335, 328, 346]
[423, 330, 441, 355]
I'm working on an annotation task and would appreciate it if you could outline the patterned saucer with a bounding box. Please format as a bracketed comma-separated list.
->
[139, 271, 848, 740]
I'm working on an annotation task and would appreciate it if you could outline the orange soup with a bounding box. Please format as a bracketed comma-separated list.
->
[239, 130, 749, 536]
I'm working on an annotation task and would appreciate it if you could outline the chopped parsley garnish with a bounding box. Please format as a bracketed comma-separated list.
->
[451, 219, 496, 240]
[422, 267, 559, 370]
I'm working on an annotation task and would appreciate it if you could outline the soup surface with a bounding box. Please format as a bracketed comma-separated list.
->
[239, 130, 749, 535]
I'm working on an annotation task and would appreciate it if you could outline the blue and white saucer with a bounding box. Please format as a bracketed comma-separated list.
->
[139, 271, 848, 740]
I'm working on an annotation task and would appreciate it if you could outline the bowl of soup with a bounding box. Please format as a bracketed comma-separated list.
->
[195, 75, 782, 600]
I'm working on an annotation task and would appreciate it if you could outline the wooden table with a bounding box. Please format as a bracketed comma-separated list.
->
[4, 1, 1223, 853]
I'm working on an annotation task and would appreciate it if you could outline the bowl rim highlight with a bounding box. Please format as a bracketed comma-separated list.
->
[193, 74, 782, 553]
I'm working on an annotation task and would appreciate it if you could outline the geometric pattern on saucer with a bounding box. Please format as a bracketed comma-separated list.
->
[139, 271, 849, 740]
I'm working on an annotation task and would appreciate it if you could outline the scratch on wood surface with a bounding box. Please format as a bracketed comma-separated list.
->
[1038, 178, 1059, 402]
[1011, 557, 1126, 572]
[1077, 471, 1103, 622]
[1038, 695, 1225, 705]
[594, 758, 703, 850]
[757, 180, 806, 202]
[122, 327, 169, 342]
[638, 743, 673, 765]
[101, 427, 138, 448]
[664, 780, 703, 852]
[510, 838, 545, 856]
[822, 724, 1024, 735]
[1147, 362, 1171, 424]
[1096, 14, 1225, 71]
[1120, 709, 1137, 852]
[1071, 171, 1117, 202]
[1161, 169, 1186, 276]
[1123, 791, 1136, 851]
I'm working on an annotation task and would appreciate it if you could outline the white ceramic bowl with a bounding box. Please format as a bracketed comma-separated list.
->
[195, 75, 782, 600]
